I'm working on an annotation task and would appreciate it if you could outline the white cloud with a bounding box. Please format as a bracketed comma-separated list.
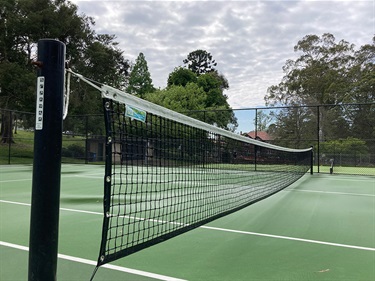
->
[72, 0, 374, 108]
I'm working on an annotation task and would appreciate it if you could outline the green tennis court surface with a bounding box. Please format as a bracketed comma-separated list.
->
[1, 164, 374, 281]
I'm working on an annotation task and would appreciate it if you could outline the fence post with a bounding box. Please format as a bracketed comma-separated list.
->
[28, 39, 65, 281]
[317, 105, 320, 173]
[85, 115, 89, 164]
[255, 108, 258, 138]
[7, 110, 11, 164]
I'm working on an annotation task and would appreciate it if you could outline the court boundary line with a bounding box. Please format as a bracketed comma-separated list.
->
[1, 199, 374, 252]
[287, 189, 375, 197]
[0, 178, 32, 183]
[0, 241, 187, 281]
[200, 226, 375, 251]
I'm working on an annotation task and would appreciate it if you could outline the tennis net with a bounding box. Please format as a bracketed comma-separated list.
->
[96, 85, 313, 266]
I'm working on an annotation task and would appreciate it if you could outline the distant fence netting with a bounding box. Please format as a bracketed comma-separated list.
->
[95, 85, 312, 267]
[193, 103, 374, 175]
[1, 103, 374, 176]
[0, 109, 35, 164]
[0, 108, 106, 164]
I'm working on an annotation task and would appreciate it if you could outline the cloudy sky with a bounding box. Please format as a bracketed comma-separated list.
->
[71, 0, 374, 110]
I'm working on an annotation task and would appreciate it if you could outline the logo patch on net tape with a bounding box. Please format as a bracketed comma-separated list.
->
[125, 105, 147, 122]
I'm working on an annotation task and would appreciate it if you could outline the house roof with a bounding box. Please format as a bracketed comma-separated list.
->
[244, 131, 273, 141]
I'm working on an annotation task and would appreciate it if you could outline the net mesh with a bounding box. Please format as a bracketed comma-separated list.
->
[97, 86, 312, 266]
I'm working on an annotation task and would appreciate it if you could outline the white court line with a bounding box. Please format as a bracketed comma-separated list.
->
[0, 165, 32, 170]
[200, 226, 375, 252]
[288, 189, 375, 197]
[71, 175, 103, 179]
[0, 178, 32, 183]
[0, 200, 103, 215]
[0, 200, 31, 207]
[1, 199, 374, 252]
[0, 241, 187, 281]
[317, 176, 375, 182]
[0, 174, 102, 183]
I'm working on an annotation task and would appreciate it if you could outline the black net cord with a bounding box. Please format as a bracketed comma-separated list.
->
[89, 266, 99, 281]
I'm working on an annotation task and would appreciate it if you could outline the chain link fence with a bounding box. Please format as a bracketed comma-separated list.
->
[1, 103, 374, 175]
[225, 103, 374, 175]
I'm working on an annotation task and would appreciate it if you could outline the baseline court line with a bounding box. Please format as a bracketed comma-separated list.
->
[0, 241, 187, 281]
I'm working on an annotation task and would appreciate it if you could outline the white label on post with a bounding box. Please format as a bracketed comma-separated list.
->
[35, 77, 45, 130]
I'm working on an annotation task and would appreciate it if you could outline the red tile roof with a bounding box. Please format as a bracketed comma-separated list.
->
[244, 131, 273, 141]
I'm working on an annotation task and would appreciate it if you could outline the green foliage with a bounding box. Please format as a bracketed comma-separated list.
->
[61, 143, 85, 159]
[0, 61, 35, 110]
[146, 83, 206, 113]
[265, 33, 374, 109]
[264, 33, 374, 149]
[194, 71, 230, 119]
[167, 67, 197, 87]
[0, 0, 130, 116]
[254, 110, 273, 132]
[269, 106, 317, 148]
[197, 73, 227, 107]
[153, 50, 236, 130]
[320, 137, 368, 155]
[127, 52, 154, 98]
[82, 35, 129, 87]
[345, 37, 375, 104]
[202, 105, 238, 132]
[67, 34, 130, 118]
[265, 33, 358, 107]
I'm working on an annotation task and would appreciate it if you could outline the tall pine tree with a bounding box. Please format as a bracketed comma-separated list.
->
[127, 52, 155, 98]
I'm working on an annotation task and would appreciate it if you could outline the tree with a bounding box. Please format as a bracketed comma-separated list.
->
[195, 72, 236, 130]
[146, 83, 206, 114]
[179, 51, 236, 130]
[254, 110, 273, 132]
[319, 137, 369, 166]
[0, 0, 95, 142]
[264, 33, 374, 145]
[346, 36, 375, 104]
[65, 34, 130, 138]
[62, 33, 131, 138]
[345, 37, 375, 150]
[167, 67, 197, 87]
[0, 0, 131, 140]
[320, 137, 368, 155]
[183, 49, 217, 75]
[69, 34, 130, 114]
[157, 51, 237, 130]
[127, 52, 154, 98]
[0, 62, 35, 143]
[268, 106, 317, 148]
[79, 35, 129, 88]
[197, 72, 228, 107]
[265, 33, 356, 106]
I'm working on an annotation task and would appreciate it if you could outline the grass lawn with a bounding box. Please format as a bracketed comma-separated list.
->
[0, 130, 87, 164]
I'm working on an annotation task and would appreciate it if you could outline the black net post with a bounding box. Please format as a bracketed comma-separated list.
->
[29, 39, 65, 281]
